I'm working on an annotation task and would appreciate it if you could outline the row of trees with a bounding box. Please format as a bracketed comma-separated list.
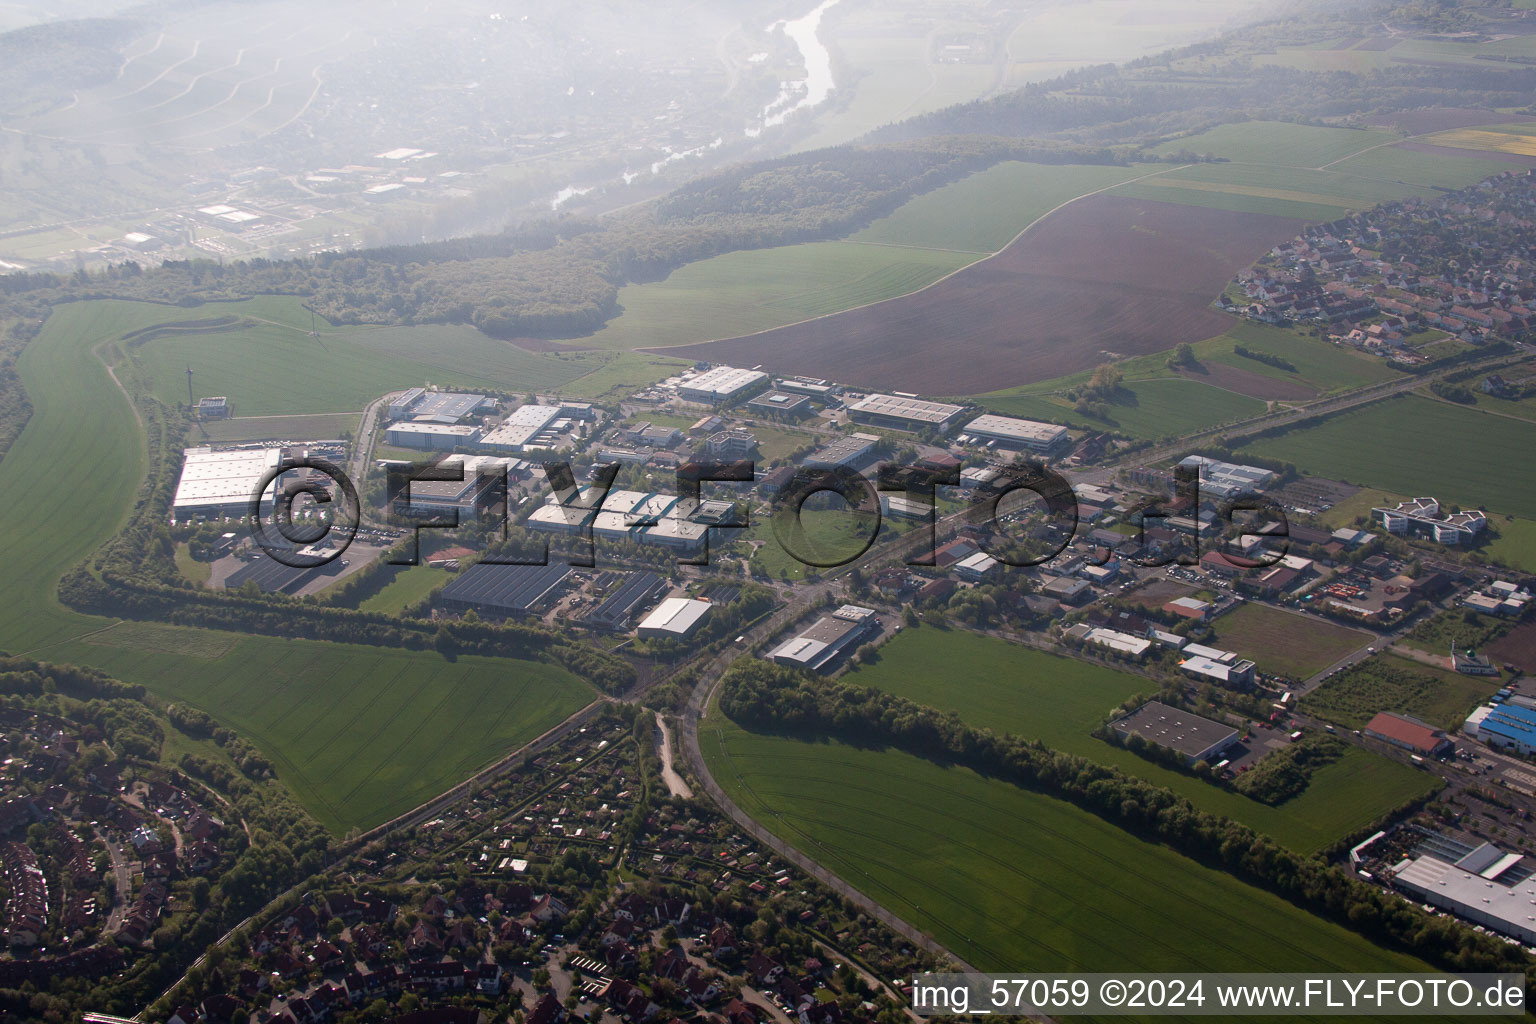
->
[719, 660, 1530, 985]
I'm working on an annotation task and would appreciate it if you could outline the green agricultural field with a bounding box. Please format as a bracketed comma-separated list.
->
[196, 412, 360, 443]
[67, 626, 593, 832]
[1483, 516, 1536, 576]
[842, 628, 1435, 854]
[0, 299, 597, 832]
[702, 714, 1438, 975]
[1301, 653, 1498, 731]
[983, 377, 1265, 441]
[357, 564, 449, 616]
[849, 162, 1147, 253]
[1149, 122, 1399, 168]
[558, 242, 977, 352]
[1326, 145, 1525, 190]
[1112, 162, 1425, 220]
[127, 296, 622, 415]
[1211, 602, 1370, 679]
[1195, 322, 1403, 393]
[1242, 395, 1536, 518]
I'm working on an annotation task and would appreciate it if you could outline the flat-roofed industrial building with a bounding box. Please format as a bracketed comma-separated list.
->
[1391, 844, 1536, 943]
[747, 391, 814, 418]
[173, 446, 284, 519]
[637, 597, 713, 639]
[847, 393, 965, 432]
[768, 605, 878, 672]
[387, 388, 489, 423]
[804, 432, 880, 470]
[1110, 701, 1237, 765]
[384, 423, 483, 451]
[961, 414, 1069, 454]
[480, 405, 564, 451]
[677, 366, 769, 405]
[584, 572, 670, 631]
[1463, 704, 1536, 756]
[438, 562, 572, 619]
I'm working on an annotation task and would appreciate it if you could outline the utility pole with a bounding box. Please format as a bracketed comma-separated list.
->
[186, 365, 194, 411]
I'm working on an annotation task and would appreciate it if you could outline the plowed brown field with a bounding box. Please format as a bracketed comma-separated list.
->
[658, 196, 1303, 394]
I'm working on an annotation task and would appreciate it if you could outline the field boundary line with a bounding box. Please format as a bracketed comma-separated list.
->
[639, 163, 1190, 351]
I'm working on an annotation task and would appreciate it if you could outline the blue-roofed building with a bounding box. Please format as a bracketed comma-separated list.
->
[1466, 703, 1536, 756]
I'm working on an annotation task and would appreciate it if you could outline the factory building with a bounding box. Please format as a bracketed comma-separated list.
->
[391, 455, 519, 520]
[1391, 844, 1536, 944]
[480, 405, 564, 452]
[1110, 701, 1237, 765]
[438, 562, 572, 619]
[384, 423, 483, 451]
[1177, 456, 1276, 499]
[847, 393, 965, 432]
[387, 388, 490, 423]
[172, 446, 285, 519]
[1363, 711, 1454, 757]
[1464, 704, 1536, 756]
[804, 433, 880, 470]
[637, 597, 713, 640]
[960, 414, 1070, 455]
[747, 391, 814, 419]
[677, 366, 769, 405]
[768, 605, 878, 672]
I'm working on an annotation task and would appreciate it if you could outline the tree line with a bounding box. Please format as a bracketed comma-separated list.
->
[719, 659, 1531, 987]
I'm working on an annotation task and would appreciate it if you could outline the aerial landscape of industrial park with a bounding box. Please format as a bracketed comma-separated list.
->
[6, 0, 1536, 1020]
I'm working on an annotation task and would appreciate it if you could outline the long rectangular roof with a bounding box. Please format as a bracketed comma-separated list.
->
[1111, 701, 1235, 759]
[440, 562, 570, 612]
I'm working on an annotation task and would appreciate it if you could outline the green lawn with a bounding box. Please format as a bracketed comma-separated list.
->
[841, 628, 1434, 854]
[174, 543, 212, 586]
[1211, 603, 1371, 679]
[849, 162, 1148, 253]
[1195, 322, 1403, 393]
[1483, 516, 1536, 576]
[1241, 395, 1536, 519]
[744, 506, 880, 581]
[1319, 487, 1404, 531]
[554, 242, 977, 352]
[0, 299, 596, 833]
[357, 564, 449, 616]
[982, 377, 1266, 441]
[702, 713, 1439, 975]
[196, 412, 360, 443]
[1301, 653, 1499, 731]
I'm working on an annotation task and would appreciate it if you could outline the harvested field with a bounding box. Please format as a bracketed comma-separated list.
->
[658, 196, 1303, 394]
[1488, 620, 1536, 675]
[1176, 362, 1315, 401]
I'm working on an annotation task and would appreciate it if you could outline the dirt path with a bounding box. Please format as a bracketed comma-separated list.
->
[655, 713, 694, 799]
